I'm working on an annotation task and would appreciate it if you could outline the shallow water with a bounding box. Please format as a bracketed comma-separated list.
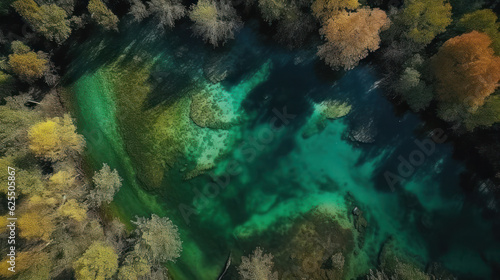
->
[68, 21, 500, 279]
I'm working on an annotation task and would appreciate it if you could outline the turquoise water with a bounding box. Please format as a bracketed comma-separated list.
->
[67, 21, 500, 279]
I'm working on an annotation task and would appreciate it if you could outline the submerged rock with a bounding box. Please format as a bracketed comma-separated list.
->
[302, 100, 352, 138]
[349, 117, 377, 144]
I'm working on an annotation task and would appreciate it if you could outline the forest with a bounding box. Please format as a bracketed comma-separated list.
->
[0, 0, 500, 279]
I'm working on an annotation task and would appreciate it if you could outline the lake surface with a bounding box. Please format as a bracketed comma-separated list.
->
[67, 20, 500, 279]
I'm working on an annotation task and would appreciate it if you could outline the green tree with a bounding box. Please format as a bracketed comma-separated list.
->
[457, 9, 500, 55]
[396, 67, 433, 112]
[11, 40, 30, 54]
[35, 4, 72, 44]
[88, 163, 122, 206]
[189, 0, 242, 47]
[0, 71, 15, 100]
[0, 94, 41, 154]
[463, 94, 500, 130]
[73, 241, 119, 280]
[132, 214, 182, 265]
[12, 0, 71, 44]
[16, 168, 46, 196]
[397, 0, 452, 45]
[88, 0, 119, 31]
[311, 0, 359, 23]
[28, 114, 85, 162]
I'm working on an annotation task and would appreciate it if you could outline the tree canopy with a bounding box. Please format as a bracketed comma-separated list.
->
[257, 0, 287, 22]
[311, 0, 359, 23]
[73, 241, 119, 280]
[18, 209, 55, 241]
[0, 94, 41, 154]
[189, 0, 242, 47]
[432, 31, 500, 108]
[88, 163, 122, 206]
[117, 253, 151, 280]
[35, 4, 72, 44]
[58, 199, 88, 222]
[88, 0, 119, 31]
[398, 0, 452, 45]
[463, 94, 500, 130]
[0, 71, 15, 99]
[318, 8, 390, 70]
[12, 0, 71, 44]
[132, 214, 182, 265]
[8, 42, 49, 82]
[0, 251, 51, 280]
[148, 0, 186, 29]
[457, 9, 500, 55]
[28, 114, 85, 162]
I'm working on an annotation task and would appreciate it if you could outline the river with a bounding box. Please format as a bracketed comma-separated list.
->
[66, 20, 500, 279]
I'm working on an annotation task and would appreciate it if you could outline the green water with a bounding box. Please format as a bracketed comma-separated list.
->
[67, 22, 500, 279]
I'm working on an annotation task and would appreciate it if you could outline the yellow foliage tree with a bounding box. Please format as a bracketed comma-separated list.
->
[318, 8, 390, 70]
[28, 114, 85, 162]
[0, 216, 7, 234]
[0, 251, 51, 279]
[11, 0, 39, 20]
[48, 170, 76, 192]
[73, 241, 119, 280]
[118, 253, 151, 280]
[8, 51, 48, 82]
[311, 0, 359, 23]
[58, 199, 87, 222]
[18, 210, 55, 241]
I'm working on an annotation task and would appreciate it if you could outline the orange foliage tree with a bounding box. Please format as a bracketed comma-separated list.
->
[318, 8, 390, 70]
[432, 31, 500, 108]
